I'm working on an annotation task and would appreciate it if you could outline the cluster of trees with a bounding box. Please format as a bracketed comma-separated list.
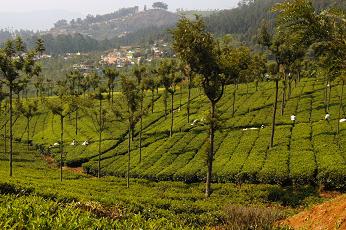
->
[54, 7, 140, 29]
[0, 37, 44, 177]
[0, 30, 12, 44]
[152, 2, 169, 10]
[26, 34, 103, 54]
[171, 0, 345, 197]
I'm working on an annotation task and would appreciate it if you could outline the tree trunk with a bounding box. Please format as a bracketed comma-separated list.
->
[205, 101, 216, 198]
[324, 82, 328, 113]
[60, 115, 64, 182]
[170, 93, 174, 137]
[151, 89, 154, 113]
[75, 109, 78, 136]
[232, 85, 236, 117]
[27, 117, 30, 150]
[337, 81, 344, 136]
[4, 110, 7, 157]
[108, 87, 111, 102]
[342, 82, 345, 114]
[127, 125, 131, 188]
[327, 83, 332, 113]
[131, 126, 135, 142]
[164, 89, 168, 119]
[281, 79, 286, 116]
[187, 75, 192, 124]
[9, 84, 13, 177]
[179, 86, 182, 110]
[288, 80, 292, 99]
[111, 88, 114, 104]
[139, 97, 143, 163]
[270, 79, 279, 148]
[296, 71, 300, 87]
[98, 98, 102, 178]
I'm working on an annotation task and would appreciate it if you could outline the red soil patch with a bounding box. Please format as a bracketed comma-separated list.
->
[63, 166, 85, 174]
[42, 155, 56, 167]
[42, 155, 86, 175]
[280, 195, 346, 229]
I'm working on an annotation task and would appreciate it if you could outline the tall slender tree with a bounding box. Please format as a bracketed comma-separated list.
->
[337, 76, 346, 136]
[0, 86, 7, 156]
[258, 20, 305, 116]
[120, 75, 140, 188]
[219, 44, 252, 116]
[66, 70, 83, 136]
[267, 62, 280, 148]
[273, 0, 345, 113]
[103, 67, 119, 104]
[158, 61, 171, 119]
[46, 80, 77, 181]
[143, 74, 156, 113]
[172, 16, 229, 197]
[16, 100, 39, 150]
[133, 65, 146, 162]
[83, 86, 108, 178]
[161, 59, 182, 137]
[180, 63, 193, 123]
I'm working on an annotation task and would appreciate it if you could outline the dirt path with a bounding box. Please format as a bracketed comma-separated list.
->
[43, 155, 88, 176]
[280, 195, 346, 229]
[63, 166, 85, 175]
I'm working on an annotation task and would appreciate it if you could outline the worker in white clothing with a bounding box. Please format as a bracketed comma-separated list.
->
[325, 113, 331, 123]
[340, 118, 346, 123]
[291, 114, 296, 126]
[82, 140, 89, 146]
[70, 139, 77, 146]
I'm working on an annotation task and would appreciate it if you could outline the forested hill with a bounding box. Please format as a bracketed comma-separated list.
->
[206, 0, 280, 40]
[49, 7, 178, 40]
[205, 0, 346, 43]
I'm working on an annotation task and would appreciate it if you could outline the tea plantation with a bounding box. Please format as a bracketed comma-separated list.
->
[0, 76, 345, 228]
[0, 139, 323, 229]
[4, 77, 346, 189]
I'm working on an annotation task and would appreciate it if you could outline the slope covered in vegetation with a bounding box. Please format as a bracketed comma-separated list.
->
[0, 138, 327, 229]
[4, 77, 345, 189]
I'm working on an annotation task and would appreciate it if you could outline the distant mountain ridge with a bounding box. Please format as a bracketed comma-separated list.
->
[48, 7, 179, 40]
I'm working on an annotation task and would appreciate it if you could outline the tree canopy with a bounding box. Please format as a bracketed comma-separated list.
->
[152, 2, 168, 10]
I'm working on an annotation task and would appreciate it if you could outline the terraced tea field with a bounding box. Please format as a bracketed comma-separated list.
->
[0, 139, 315, 229]
[3, 77, 346, 189]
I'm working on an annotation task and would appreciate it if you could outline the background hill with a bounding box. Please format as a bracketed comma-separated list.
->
[49, 7, 179, 40]
[1, 0, 344, 54]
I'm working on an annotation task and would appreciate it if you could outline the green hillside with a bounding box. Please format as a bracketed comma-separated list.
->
[0, 139, 322, 228]
[4, 76, 346, 189]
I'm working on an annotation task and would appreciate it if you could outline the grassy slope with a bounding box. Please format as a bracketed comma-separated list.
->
[0, 140, 326, 228]
[3, 77, 346, 189]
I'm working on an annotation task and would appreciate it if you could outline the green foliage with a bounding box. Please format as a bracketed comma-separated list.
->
[152, 2, 168, 10]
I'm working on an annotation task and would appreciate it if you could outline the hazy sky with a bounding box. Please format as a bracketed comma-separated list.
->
[0, 0, 239, 14]
[0, 0, 240, 30]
